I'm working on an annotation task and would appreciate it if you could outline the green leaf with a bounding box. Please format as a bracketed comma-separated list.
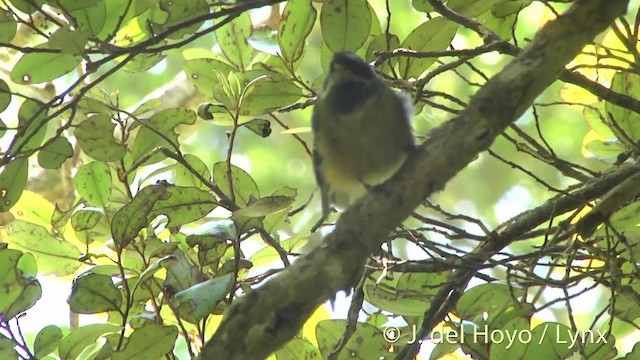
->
[34, 325, 63, 359]
[248, 26, 278, 55]
[74, 161, 112, 207]
[171, 274, 233, 323]
[607, 71, 640, 143]
[48, 27, 89, 54]
[263, 187, 296, 233]
[124, 52, 166, 73]
[478, 9, 516, 41]
[37, 136, 73, 169]
[58, 324, 121, 360]
[0, 338, 19, 359]
[431, 342, 460, 360]
[412, 0, 434, 13]
[96, 0, 154, 40]
[75, 211, 111, 244]
[361, 1, 382, 55]
[366, 33, 401, 76]
[320, 0, 372, 53]
[184, 58, 236, 108]
[249, 238, 306, 269]
[252, 52, 296, 76]
[522, 323, 575, 360]
[149, 186, 218, 227]
[242, 118, 271, 137]
[458, 322, 490, 358]
[447, 0, 504, 17]
[0, 10, 17, 43]
[76, 96, 113, 116]
[70, 0, 107, 36]
[583, 105, 615, 139]
[75, 340, 106, 360]
[192, 219, 237, 240]
[364, 271, 450, 317]
[75, 115, 127, 162]
[489, 317, 530, 359]
[68, 272, 122, 313]
[0, 248, 42, 320]
[488, 303, 535, 330]
[611, 292, 640, 321]
[0, 79, 10, 112]
[212, 162, 259, 206]
[240, 73, 303, 116]
[186, 234, 228, 268]
[111, 185, 170, 248]
[163, 251, 201, 293]
[55, 0, 103, 11]
[276, 337, 321, 360]
[492, 0, 533, 18]
[399, 17, 458, 79]
[11, 49, 82, 84]
[174, 154, 210, 189]
[132, 98, 164, 117]
[119, 237, 171, 274]
[585, 139, 625, 161]
[111, 324, 178, 360]
[607, 202, 640, 234]
[130, 255, 177, 299]
[148, 0, 209, 39]
[233, 195, 294, 218]
[582, 333, 616, 360]
[0, 220, 83, 276]
[13, 99, 49, 154]
[279, 0, 317, 63]
[457, 283, 525, 319]
[10, 0, 45, 13]
[71, 208, 103, 232]
[130, 108, 196, 164]
[10, 191, 60, 229]
[216, 11, 253, 70]
[316, 320, 390, 359]
[196, 102, 228, 120]
[228, 215, 256, 240]
[0, 157, 28, 212]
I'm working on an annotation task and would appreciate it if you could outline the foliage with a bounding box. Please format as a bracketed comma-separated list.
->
[0, 0, 637, 359]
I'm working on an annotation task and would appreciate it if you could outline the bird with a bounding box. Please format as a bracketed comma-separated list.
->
[311, 52, 414, 231]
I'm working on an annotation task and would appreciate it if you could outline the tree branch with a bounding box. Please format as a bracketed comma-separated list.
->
[200, 0, 629, 358]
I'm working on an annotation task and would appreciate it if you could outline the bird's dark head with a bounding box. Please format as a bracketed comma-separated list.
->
[321, 52, 380, 114]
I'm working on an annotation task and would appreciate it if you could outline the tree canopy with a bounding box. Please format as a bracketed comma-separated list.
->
[0, 0, 639, 359]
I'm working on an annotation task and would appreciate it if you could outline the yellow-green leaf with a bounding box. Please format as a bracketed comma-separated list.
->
[75, 115, 127, 162]
[399, 17, 458, 79]
[216, 11, 253, 70]
[74, 161, 112, 207]
[0, 220, 83, 276]
[0, 157, 28, 212]
[320, 0, 371, 53]
[38, 136, 73, 169]
[279, 0, 317, 62]
[11, 50, 82, 84]
[233, 195, 294, 218]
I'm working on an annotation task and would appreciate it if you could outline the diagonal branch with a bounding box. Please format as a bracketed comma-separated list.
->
[200, 0, 629, 358]
[396, 160, 640, 359]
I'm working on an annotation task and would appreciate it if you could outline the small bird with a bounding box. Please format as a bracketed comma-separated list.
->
[312, 52, 414, 230]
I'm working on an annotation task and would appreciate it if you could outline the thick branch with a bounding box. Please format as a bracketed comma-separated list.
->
[200, 0, 628, 358]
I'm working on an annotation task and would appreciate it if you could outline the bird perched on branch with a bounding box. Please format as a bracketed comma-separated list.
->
[311, 52, 414, 231]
